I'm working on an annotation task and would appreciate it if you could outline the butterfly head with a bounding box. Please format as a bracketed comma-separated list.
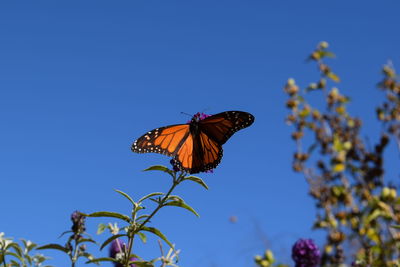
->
[189, 112, 211, 135]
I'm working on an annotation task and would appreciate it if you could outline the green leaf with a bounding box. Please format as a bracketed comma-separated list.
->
[25, 253, 33, 265]
[5, 252, 23, 262]
[33, 254, 47, 264]
[164, 199, 200, 217]
[138, 192, 164, 203]
[140, 226, 173, 250]
[9, 259, 20, 267]
[81, 252, 99, 265]
[97, 223, 107, 235]
[327, 72, 340, 82]
[332, 163, 345, 173]
[333, 135, 343, 152]
[86, 211, 131, 223]
[296, 95, 305, 102]
[20, 239, 37, 252]
[37, 244, 69, 253]
[58, 230, 72, 238]
[365, 209, 382, 225]
[129, 253, 142, 260]
[166, 195, 184, 202]
[100, 234, 126, 250]
[115, 189, 136, 206]
[321, 51, 336, 58]
[184, 176, 208, 190]
[86, 257, 118, 264]
[391, 225, 400, 229]
[7, 243, 23, 258]
[143, 165, 173, 175]
[137, 232, 147, 244]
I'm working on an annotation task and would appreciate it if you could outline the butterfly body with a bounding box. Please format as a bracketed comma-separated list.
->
[132, 111, 254, 174]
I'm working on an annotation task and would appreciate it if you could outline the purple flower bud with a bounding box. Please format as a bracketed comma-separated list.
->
[109, 239, 137, 267]
[109, 239, 125, 259]
[292, 239, 321, 267]
[70, 211, 86, 237]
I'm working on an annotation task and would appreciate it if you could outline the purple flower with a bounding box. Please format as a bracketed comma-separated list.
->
[70, 211, 86, 237]
[292, 239, 321, 267]
[109, 239, 125, 259]
[187, 112, 211, 123]
[109, 239, 136, 267]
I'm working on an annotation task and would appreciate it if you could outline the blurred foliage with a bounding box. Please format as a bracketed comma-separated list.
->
[254, 249, 289, 267]
[0, 233, 52, 267]
[282, 42, 400, 266]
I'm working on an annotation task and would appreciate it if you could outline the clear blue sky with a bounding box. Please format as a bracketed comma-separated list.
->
[1, 1, 399, 266]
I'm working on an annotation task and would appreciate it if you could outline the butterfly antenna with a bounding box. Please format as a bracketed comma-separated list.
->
[180, 112, 192, 118]
[201, 108, 211, 114]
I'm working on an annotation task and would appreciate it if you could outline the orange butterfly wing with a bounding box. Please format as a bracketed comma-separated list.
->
[131, 124, 190, 156]
[174, 131, 223, 174]
[175, 111, 254, 173]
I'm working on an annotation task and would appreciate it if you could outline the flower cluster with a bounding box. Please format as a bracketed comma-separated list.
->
[194, 112, 211, 121]
[187, 112, 211, 123]
[291, 239, 321, 267]
[70, 211, 86, 239]
[109, 239, 136, 267]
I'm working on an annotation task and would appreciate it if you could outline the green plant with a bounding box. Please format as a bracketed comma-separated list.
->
[0, 233, 52, 267]
[82, 165, 205, 267]
[284, 42, 400, 266]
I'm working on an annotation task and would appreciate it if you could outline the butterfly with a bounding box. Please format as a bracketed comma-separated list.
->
[131, 111, 255, 174]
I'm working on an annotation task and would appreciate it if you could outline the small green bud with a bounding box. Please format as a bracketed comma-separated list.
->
[318, 41, 329, 49]
[264, 250, 274, 262]
[347, 119, 355, 127]
[254, 255, 263, 262]
[382, 187, 391, 199]
[330, 87, 339, 98]
[383, 65, 395, 78]
[310, 51, 321, 61]
[317, 79, 327, 89]
[390, 188, 397, 200]
[343, 141, 352, 150]
[308, 83, 318, 90]
[287, 78, 296, 86]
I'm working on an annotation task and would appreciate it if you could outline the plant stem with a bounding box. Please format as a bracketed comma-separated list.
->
[71, 239, 79, 267]
[124, 172, 185, 266]
[1, 251, 6, 267]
